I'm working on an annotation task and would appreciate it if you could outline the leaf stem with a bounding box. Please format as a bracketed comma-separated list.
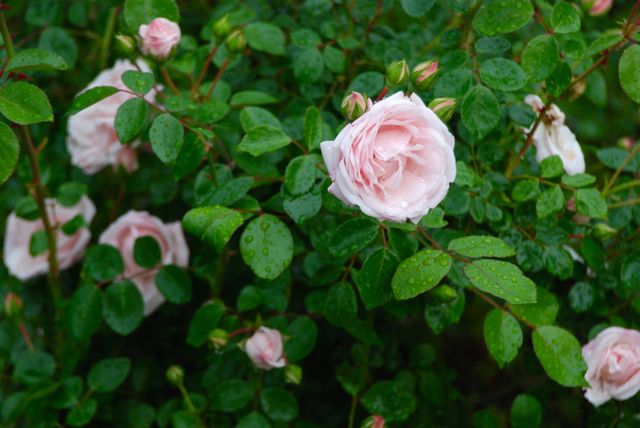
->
[0, 10, 14, 60]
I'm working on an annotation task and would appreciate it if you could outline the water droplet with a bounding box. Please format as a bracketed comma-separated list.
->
[244, 236, 254, 243]
[262, 248, 269, 255]
[408, 278, 416, 285]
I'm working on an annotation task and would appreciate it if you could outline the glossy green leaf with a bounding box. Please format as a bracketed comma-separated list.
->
[240, 215, 293, 279]
[392, 249, 452, 300]
[0, 82, 53, 125]
[115, 97, 148, 144]
[464, 259, 537, 304]
[532, 326, 587, 387]
[102, 281, 144, 335]
[483, 309, 523, 368]
[150, 113, 184, 164]
[182, 205, 244, 251]
[448, 235, 515, 259]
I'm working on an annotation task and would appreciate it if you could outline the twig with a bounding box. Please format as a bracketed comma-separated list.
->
[161, 67, 181, 96]
[505, 103, 550, 178]
[192, 43, 219, 97]
[204, 58, 230, 101]
[604, 143, 640, 194]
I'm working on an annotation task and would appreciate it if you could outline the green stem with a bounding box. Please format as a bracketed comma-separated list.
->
[609, 197, 640, 210]
[604, 143, 640, 194]
[100, 7, 118, 70]
[0, 11, 14, 60]
[607, 179, 640, 195]
[178, 384, 196, 412]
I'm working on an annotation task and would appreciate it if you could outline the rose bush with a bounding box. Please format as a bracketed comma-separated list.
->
[2, 0, 640, 427]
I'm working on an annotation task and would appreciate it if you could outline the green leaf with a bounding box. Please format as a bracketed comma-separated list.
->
[303, 106, 324, 150]
[84, 244, 124, 281]
[14, 351, 55, 385]
[230, 91, 279, 107]
[546, 62, 573, 97]
[88, 357, 131, 392]
[237, 285, 262, 312]
[150, 113, 184, 164]
[133, 236, 161, 268]
[66, 399, 97, 427]
[508, 287, 558, 326]
[155, 265, 192, 304]
[202, 176, 254, 206]
[391, 249, 452, 300]
[240, 215, 293, 279]
[211, 379, 253, 412]
[260, 388, 299, 422]
[536, 185, 564, 219]
[323, 46, 346, 74]
[473, 0, 533, 36]
[324, 282, 357, 327]
[551, 1, 581, 34]
[187, 301, 224, 347]
[568, 281, 595, 313]
[293, 47, 324, 83]
[182, 205, 244, 251]
[424, 286, 466, 334]
[0, 122, 19, 185]
[362, 381, 417, 422]
[576, 188, 607, 219]
[122, 70, 154, 95]
[66, 285, 103, 341]
[464, 259, 537, 304]
[512, 179, 540, 202]
[561, 173, 596, 188]
[483, 309, 523, 368]
[237, 413, 271, 428]
[354, 248, 398, 309]
[0, 82, 53, 125]
[123, 0, 179, 33]
[245, 22, 286, 55]
[285, 155, 319, 196]
[38, 27, 78, 68]
[102, 281, 144, 335]
[283, 191, 322, 224]
[29, 229, 48, 256]
[68, 86, 119, 116]
[240, 106, 281, 132]
[284, 317, 318, 362]
[6, 48, 68, 72]
[588, 33, 623, 56]
[621, 251, 640, 291]
[51, 376, 83, 409]
[461, 85, 500, 140]
[511, 394, 543, 428]
[400, 0, 435, 17]
[479, 58, 527, 91]
[532, 326, 587, 387]
[448, 236, 515, 258]
[328, 217, 379, 258]
[56, 182, 88, 207]
[238, 126, 291, 156]
[521, 35, 559, 82]
[115, 97, 148, 144]
[540, 155, 564, 178]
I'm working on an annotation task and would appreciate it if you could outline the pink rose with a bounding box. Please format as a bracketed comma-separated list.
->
[321, 92, 456, 223]
[582, 326, 640, 406]
[583, 0, 613, 16]
[99, 211, 189, 315]
[3, 197, 96, 280]
[525, 95, 585, 176]
[138, 18, 181, 60]
[245, 327, 286, 370]
[67, 60, 157, 175]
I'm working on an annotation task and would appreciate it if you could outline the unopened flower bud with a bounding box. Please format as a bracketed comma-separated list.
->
[166, 365, 184, 386]
[341, 91, 369, 121]
[212, 14, 232, 41]
[284, 364, 302, 385]
[594, 223, 617, 240]
[361, 415, 385, 428]
[225, 29, 246, 54]
[618, 137, 635, 151]
[115, 34, 136, 58]
[209, 328, 229, 349]
[583, 0, 612, 16]
[411, 60, 439, 91]
[432, 285, 457, 302]
[428, 97, 457, 122]
[3, 293, 22, 318]
[567, 196, 576, 212]
[385, 59, 409, 87]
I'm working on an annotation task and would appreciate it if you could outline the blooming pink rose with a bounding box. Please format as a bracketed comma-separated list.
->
[67, 60, 157, 175]
[321, 92, 456, 223]
[582, 326, 640, 406]
[525, 95, 585, 176]
[138, 18, 181, 60]
[3, 197, 96, 281]
[245, 327, 287, 370]
[99, 211, 189, 315]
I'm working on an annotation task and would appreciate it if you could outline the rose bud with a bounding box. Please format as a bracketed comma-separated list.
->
[166, 365, 184, 386]
[411, 60, 439, 91]
[593, 223, 617, 240]
[225, 29, 246, 54]
[428, 97, 457, 122]
[567, 196, 576, 212]
[361, 415, 385, 428]
[583, 0, 613, 16]
[138, 18, 181, 60]
[341, 91, 369, 121]
[432, 284, 457, 302]
[212, 14, 232, 41]
[245, 327, 286, 370]
[618, 137, 635, 151]
[583, 327, 640, 405]
[385, 59, 409, 87]
[209, 328, 229, 349]
[114, 34, 136, 58]
[284, 364, 303, 385]
[4, 293, 23, 318]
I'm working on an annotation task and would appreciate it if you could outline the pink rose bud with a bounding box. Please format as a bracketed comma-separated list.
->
[99, 211, 189, 315]
[583, 0, 613, 16]
[138, 18, 181, 60]
[245, 327, 286, 370]
[583, 327, 640, 406]
[361, 415, 385, 428]
[4, 292, 23, 318]
[567, 196, 576, 212]
[321, 92, 456, 223]
[618, 137, 635, 151]
[385, 59, 409, 87]
[341, 91, 369, 121]
[212, 14, 232, 41]
[411, 60, 439, 91]
[428, 97, 457, 122]
[225, 29, 246, 54]
[3, 197, 96, 280]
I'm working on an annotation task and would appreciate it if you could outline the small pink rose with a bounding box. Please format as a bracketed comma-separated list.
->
[138, 18, 181, 60]
[3, 197, 96, 281]
[584, 0, 613, 16]
[321, 92, 456, 223]
[99, 210, 189, 315]
[245, 327, 287, 370]
[583, 326, 640, 406]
